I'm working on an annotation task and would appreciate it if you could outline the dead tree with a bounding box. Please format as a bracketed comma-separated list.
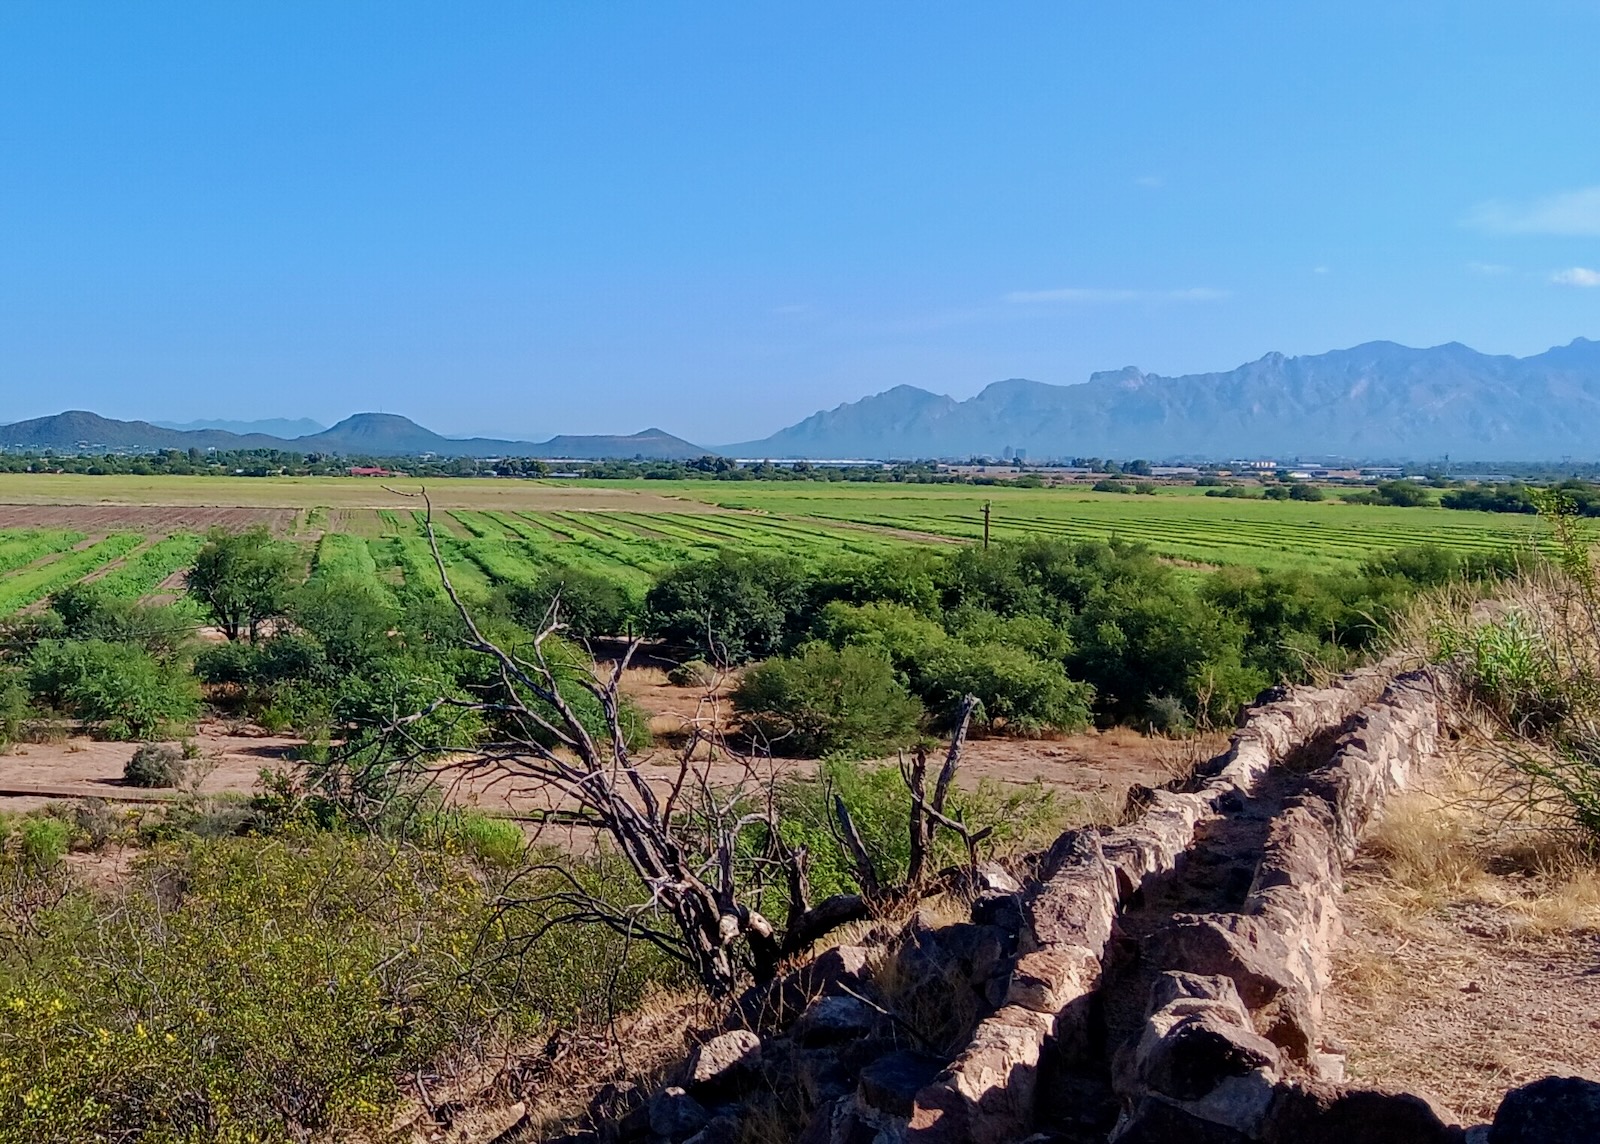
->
[364, 495, 991, 995]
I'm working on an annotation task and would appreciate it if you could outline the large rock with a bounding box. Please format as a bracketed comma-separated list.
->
[728, 944, 875, 1031]
[647, 1087, 709, 1140]
[858, 1051, 946, 1117]
[1490, 1076, 1600, 1144]
[1027, 831, 1119, 954]
[906, 1005, 1053, 1143]
[1005, 945, 1099, 1015]
[1142, 913, 1316, 1058]
[677, 1030, 762, 1098]
[1264, 1082, 1465, 1143]
[1124, 973, 1282, 1105]
[793, 995, 881, 1047]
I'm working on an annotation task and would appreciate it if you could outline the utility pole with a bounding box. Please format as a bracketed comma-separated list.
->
[983, 501, 992, 549]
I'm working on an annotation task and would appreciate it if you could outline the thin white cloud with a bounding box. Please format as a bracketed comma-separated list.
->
[1467, 186, 1600, 236]
[1312, 266, 1330, 275]
[1005, 286, 1229, 304]
[1134, 175, 1164, 189]
[1467, 261, 1511, 276]
[1552, 267, 1600, 287]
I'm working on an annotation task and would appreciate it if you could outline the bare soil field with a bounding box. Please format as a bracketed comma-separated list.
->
[0, 474, 731, 514]
[0, 503, 298, 532]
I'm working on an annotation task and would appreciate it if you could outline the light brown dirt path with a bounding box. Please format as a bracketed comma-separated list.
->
[1324, 878, 1600, 1121]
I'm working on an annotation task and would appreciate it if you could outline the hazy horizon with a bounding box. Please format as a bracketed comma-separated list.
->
[3, 3, 1598, 442]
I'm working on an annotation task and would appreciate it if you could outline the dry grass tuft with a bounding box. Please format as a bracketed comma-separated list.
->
[1365, 791, 1487, 905]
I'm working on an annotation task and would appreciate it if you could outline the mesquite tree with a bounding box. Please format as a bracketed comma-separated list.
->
[360, 498, 986, 995]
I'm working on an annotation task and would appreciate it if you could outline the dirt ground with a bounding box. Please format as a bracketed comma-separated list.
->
[0, 722, 300, 813]
[0, 669, 1180, 825]
[0, 504, 299, 532]
[1322, 771, 1600, 1122]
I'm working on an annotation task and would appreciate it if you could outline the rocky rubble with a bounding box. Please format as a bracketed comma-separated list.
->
[555, 662, 1596, 1144]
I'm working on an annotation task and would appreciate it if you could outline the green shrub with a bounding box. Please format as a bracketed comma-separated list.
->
[24, 640, 200, 740]
[452, 811, 526, 868]
[124, 743, 184, 789]
[733, 643, 923, 757]
[0, 677, 28, 749]
[498, 566, 635, 639]
[0, 834, 671, 1139]
[667, 658, 717, 688]
[646, 549, 814, 663]
[16, 816, 70, 869]
[920, 640, 1092, 735]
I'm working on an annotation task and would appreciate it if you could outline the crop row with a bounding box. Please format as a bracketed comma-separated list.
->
[0, 534, 147, 615]
[92, 534, 206, 602]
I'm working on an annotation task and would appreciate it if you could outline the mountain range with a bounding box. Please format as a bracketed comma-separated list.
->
[0, 411, 706, 460]
[728, 338, 1600, 461]
[152, 417, 327, 438]
[9, 337, 1600, 462]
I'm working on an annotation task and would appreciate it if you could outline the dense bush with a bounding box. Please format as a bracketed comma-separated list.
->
[497, 566, 635, 639]
[645, 549, 815, 663]
[920, 640, 1092, 734]
[0, 677, 26, 749]
[46, 582, 188, 659]
[25, 639, 200, 740]
[732, 643, 923, 757]
[0, 834, 669, 1140]
[1346, 479, 1430, 507]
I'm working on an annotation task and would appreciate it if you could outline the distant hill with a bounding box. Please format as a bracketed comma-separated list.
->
[152, 417, 326, 438]
[534, 428, 707, 460]
[0, 410, 709, 460]
[726, 338, 1600, 461]
[0, 411, 287, 452]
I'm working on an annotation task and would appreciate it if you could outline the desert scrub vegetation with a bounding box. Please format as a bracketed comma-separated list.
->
[0, 825, 672, 1143]
[648, 535, 1512, 746]
[1425, 494, 1600, 843]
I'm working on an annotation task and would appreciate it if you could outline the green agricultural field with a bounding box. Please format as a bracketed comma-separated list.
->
[0, 474, 1565, 618]
[655, 481, 1554, 572]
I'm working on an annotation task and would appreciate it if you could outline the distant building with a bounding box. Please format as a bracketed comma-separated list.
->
[1150, 466, 1200, 478]
[348, 466, 397, 477]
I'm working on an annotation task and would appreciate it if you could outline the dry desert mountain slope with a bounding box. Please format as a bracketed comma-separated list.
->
[727, 337, 1600, 460]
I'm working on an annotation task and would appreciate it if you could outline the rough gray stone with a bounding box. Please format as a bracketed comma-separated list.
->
[858, 1050, 946, 1117]
[793, 995, 880, 1047]
[1264, 1082, 1466, 1143]
[647, 1087, 709, 1141]
[1490, 1076, 1600, 1144]
[679, 1030, 761, 1097]
[1004, 945, 1098, 1015]
[1028, 831, 1118, 954]
[906, 1005, 1053, 1142]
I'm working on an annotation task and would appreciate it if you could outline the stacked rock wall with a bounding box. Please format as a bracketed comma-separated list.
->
[902, 662, 1405, 1143]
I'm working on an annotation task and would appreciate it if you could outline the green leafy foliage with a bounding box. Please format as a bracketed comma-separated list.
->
[496, 565, 636, 639]
[645, 549, 814, 663]
[732, 643, 922, 757]
[186, 525, 300, 642]
[0, 834, 670, 1141]
[25, 640, 199, 740]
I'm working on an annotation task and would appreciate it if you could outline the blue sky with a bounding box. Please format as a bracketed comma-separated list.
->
[2, 2, 1597, 444]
